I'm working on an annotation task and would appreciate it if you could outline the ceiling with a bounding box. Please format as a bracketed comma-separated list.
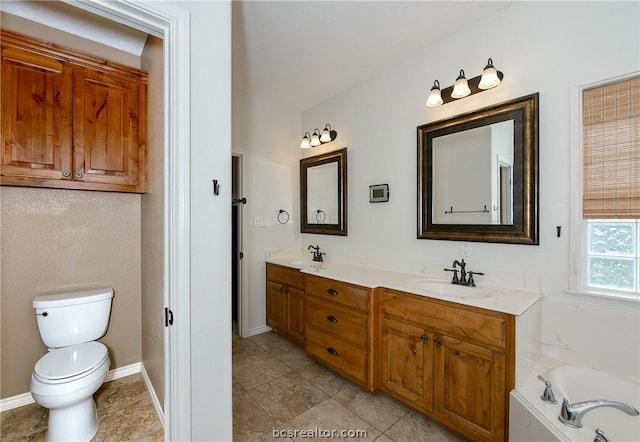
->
[2, 0, 515, 113]
[232, 1, 515, 112]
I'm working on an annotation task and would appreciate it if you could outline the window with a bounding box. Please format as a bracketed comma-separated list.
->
[572, 74, 640, 300]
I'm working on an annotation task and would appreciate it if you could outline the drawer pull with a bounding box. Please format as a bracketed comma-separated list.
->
[326, 315, 338, 323]
[327, 288, 338, 296]
[327, 347, 338, 356]
[421, 334, 429, 343]
[434, 336, 441, 348]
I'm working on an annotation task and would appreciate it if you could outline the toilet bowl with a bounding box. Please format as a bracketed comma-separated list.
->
[30, 289, 113, 442]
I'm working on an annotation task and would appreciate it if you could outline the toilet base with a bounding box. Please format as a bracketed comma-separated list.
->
[45, 397, 98, 442]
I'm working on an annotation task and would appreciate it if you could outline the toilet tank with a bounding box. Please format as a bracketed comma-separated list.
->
[33, 288, 114, 348]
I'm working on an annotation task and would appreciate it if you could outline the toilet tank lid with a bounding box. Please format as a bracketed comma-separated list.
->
[33, 288, 113, 309]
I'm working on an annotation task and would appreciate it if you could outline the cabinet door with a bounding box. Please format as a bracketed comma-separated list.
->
[1, 48, 72, 181]
[433, 335, 505, 442]
[266, 281, 287, 333]
[381, 317, 432, 413]
[287, 287, 305, 344]
[73, 67, 145, 188]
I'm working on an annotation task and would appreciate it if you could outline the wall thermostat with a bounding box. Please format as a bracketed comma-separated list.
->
[369, 184, 389, 203]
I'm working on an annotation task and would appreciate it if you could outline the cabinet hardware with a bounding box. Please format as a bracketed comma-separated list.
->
[327, 288, 338, 296]
[434, 336, 441, 348]
[421, 334, 429, 343]
[327, 347, 338, 356]
[326, 315, 338, 323]
[75, 172, 83, 178]
[62, 171, 70, 178]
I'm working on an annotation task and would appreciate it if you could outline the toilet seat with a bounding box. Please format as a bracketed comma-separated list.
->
[34, 342, 108, 385]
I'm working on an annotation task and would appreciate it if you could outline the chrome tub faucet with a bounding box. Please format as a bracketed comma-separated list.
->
[559, 398, 640, 428]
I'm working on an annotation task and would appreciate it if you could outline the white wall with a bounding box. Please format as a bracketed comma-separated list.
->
[298, 2, 640, 378]
[232, 92, 302, 336]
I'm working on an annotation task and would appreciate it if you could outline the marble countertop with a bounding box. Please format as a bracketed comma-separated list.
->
[267, 256, 542, 316]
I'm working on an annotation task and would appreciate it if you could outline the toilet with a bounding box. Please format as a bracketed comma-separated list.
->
[30, 288, 113, 442]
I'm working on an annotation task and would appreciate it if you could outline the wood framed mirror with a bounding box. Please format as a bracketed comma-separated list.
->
[300, 147, 347, 236]
[417, 93, 539, 244]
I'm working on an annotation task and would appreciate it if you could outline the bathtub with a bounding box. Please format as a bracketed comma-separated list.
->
[510, 359, 640, 442]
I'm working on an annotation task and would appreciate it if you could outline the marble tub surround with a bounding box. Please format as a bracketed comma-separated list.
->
[0, 374, 163, 441]
[266, 255, 542, 316]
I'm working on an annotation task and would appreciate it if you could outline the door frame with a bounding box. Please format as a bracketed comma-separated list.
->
[66, 1, 192, 440]
[232, 153, 248, 337]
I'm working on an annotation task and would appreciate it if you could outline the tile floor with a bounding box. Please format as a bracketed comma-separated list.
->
[233, 331, 467, 442]
[0, 373, 163, 442]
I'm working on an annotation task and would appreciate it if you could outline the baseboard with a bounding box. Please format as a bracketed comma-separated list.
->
[141, 364, 165, 428]
[0, 362, 142, 413]
[246, 325, 272, 337]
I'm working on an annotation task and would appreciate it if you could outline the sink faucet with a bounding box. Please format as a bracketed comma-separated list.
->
[308, 245, 325, 262]
[444, 259, 484, 286]
[559, 398, 640, 428]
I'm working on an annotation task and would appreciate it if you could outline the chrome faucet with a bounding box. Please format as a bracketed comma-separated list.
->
[308, 245, 325, 262]
[559, 398, 640, 428]
[444, 259, 484, 286]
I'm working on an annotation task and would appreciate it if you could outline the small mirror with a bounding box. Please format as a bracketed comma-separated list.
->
[300, 148, 347, 235]
[418, 93, 538, 244]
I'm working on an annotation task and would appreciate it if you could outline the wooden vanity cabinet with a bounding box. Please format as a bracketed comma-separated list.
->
[380, 288, 515, 442]
[304, 274, 375, 390]
[1, 30, 147, 193]
[266, 263, 305, 345]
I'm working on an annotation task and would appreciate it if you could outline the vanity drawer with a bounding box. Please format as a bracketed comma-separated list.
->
[306, 297, 367, 348]
[305, 275, 368, 312]
[305, 326, 367, 386]
[381, 289, 506, 350]
[267, 263, 304, 289]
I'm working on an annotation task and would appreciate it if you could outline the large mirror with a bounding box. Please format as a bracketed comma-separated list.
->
[300, 148, 347, 235]
[418, 93, 538, 244]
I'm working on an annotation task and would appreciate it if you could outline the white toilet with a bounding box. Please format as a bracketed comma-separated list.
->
[30, 288, 113, 442]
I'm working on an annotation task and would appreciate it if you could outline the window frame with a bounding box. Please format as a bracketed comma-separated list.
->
[569, 72, 640, 303]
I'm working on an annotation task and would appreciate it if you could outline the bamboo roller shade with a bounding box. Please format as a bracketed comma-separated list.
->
[583, 75, 640, 219]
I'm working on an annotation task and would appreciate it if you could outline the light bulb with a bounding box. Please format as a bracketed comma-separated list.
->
[478, 58, 501, 90]
[425, 80, 443, 107]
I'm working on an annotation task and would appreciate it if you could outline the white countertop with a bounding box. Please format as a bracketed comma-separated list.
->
[267, 256, 542, 316]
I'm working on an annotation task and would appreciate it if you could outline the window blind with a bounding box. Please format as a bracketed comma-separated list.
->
[583, 75, 640, 219]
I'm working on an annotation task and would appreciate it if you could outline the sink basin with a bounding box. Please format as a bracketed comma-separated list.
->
[285, 259, 320, 267]
[410, 280, 491, 299]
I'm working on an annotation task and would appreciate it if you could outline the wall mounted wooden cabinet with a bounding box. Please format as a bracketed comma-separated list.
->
[1, 30, 148, 193]
[266, 263, 305, 345]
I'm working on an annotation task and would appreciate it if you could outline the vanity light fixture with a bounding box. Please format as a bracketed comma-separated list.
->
[299, 124, 337, 149]
[425, 58, 504, 108]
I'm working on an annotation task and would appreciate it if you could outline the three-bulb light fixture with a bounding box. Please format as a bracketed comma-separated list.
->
[426, 58, 504, 108]
[300, 124, 337, 149]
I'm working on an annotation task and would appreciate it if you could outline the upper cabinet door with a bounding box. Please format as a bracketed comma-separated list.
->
[73, 67, 146, 190]
[1, 48, 73, 181]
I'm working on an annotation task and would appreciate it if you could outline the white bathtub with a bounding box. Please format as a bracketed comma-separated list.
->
[510, 359, 640, 442]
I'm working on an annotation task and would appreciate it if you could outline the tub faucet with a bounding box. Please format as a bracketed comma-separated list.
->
[559, 398, 640, 428]
[308, 245, 325, 262]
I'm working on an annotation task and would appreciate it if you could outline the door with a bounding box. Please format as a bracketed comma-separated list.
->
[73, 67, 145, 187]
[381, 317, 432, 413]
[433, 334, 505, 441]
[1, 48, 73, 180]
[287, 287, 305, 344]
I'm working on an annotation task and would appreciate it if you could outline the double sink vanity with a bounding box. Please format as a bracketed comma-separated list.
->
[265, 256, 541, 442]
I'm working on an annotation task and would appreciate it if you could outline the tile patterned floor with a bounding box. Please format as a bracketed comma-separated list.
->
[233, 331, 467, 442]
[0, 373, 163, 442]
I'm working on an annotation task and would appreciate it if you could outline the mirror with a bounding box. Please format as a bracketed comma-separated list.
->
[418, 93, 539, 244]
[300, 148, 347, 236]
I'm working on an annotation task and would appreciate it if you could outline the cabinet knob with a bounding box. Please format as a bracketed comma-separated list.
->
[326, 315, 338, 323]
[75, 172, 83, 178]
[326, 288, 338, 296]
[327, 347, 338, 356]
[421, 334, 429, 343]
[62, 171, 70, 178]
[434, 336, 441, 348]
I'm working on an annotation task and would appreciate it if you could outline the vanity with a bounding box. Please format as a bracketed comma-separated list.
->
[265, 257, 541, 442]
